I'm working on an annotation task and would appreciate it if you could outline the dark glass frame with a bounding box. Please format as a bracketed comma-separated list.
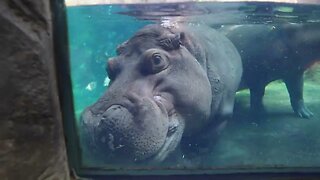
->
[51, 0, 320, 179]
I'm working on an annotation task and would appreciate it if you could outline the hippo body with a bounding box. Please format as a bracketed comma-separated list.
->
[81, 24, 242, 164]
[220, 24, 320, 118]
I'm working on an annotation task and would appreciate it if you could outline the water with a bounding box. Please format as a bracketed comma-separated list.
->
[66, 2, 320, 174]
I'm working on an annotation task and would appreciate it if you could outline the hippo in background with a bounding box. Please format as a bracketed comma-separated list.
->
[80, 23, 242, 165]
[219, 23, 320, 119]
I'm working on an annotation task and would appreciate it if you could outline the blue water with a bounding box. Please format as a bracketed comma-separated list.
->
[67, 5, 149, 120]
[66, 2, 320, 174]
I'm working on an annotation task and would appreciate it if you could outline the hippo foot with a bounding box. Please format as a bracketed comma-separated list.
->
[293, 101, 313, 119]
[250, 105, 267, 122]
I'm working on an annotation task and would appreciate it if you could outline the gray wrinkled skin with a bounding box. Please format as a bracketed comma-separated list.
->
[220, 24, 320, 119]
[81, 24, 242, 164]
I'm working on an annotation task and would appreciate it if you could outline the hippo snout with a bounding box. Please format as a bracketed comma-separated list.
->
[81, 98, 170, 162]
[94, 105, 136, 159]
[81, 105, 132, 156]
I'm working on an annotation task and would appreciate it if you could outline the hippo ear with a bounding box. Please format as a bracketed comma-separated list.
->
[171, 33, 182, 49]
[158, 33, 182, 50]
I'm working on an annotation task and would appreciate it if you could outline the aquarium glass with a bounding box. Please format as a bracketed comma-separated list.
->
[64, 0, 320, 176]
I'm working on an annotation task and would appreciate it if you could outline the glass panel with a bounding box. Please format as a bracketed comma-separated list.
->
[63, 0, 320, 176]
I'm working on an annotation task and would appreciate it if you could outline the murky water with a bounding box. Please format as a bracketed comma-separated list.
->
[66, 1, 320, 174]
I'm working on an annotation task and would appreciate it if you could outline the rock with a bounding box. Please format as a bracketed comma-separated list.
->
[0, 0, 69, 179]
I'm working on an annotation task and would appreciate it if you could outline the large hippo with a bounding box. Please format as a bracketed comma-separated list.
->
[81, 24, 242, 164]
[220, 24, 320, 119]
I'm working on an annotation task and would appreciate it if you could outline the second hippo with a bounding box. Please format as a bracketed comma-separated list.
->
[81, 24, 242, 164]
[220, 24, 320, 119]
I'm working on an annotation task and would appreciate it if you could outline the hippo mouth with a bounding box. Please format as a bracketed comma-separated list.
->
[148, 95, 185, 163]
[81, 95, 185, 164]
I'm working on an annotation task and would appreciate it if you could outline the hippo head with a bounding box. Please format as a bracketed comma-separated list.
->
[81, 24, 212, 164]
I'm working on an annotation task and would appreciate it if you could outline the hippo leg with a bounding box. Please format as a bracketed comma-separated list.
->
[284, 72, 313, 119]
[249, 83, 267, 118]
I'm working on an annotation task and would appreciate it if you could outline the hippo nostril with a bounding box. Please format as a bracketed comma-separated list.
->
[81, 109, 103, 127]
[82, 109, 93, 125]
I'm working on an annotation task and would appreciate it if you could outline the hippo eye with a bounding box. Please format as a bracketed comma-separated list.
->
[149, 53, 168, 74]
[141, 49, 169, 75]
[152, 54, 162, 65]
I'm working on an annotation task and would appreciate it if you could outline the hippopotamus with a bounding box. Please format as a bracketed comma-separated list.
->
[219, 24, 320, 119]
[80, 24, 242, 164]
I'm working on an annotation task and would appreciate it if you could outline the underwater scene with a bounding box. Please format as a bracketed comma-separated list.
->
[66, 1, 320, 174]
